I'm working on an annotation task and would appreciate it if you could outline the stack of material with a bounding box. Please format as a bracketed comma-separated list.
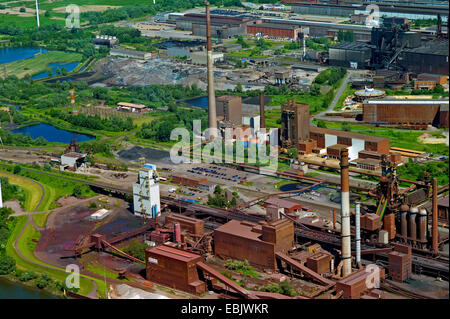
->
[306, 252, 332, 275]
[383, 214, 396, 240]
[388, 251, 411, 282]
[361, 213, 381, 231]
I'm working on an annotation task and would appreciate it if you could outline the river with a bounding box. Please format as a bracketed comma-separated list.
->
[0, 277, 58, 299]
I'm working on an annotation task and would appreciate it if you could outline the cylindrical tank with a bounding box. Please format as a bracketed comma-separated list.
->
[174, 222, 181, 243]
[418, 208, 428, 242]
[400, 204, 409, 239]
[409, 207, 418, 241]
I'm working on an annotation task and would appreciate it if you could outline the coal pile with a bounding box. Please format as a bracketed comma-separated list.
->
[118, 146, 175, 165]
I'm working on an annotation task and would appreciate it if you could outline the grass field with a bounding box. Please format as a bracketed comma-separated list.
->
[0, 171, 42, 212]
[3, 51, 83, 78]
[32, 211, 51, 228]
[0, 13, 63, 28]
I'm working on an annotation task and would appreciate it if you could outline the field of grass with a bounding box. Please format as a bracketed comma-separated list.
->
[0, 171, 42, 212]
[4, 51, 83, 78]
[0, 13, 63, 28]
[334, 82, 354, 111]
[32, 211, 51, 228]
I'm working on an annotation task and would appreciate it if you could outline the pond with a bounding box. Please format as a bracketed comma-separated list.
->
[11, 123, 95, 143]
[0, 278, 59, 299]
[0, 47, 48, 65]
[279, 182, 314, 192]
[185, 96, 208, 108]
[31, 62, 80, 80]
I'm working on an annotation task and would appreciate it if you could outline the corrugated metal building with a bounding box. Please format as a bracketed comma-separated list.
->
[362, 99, 449, 127]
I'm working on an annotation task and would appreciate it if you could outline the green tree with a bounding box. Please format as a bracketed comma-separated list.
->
[19, 7, 25, 13]
[287, 147, 298, 159]
[72, 184, 83, 198]
[235, 83, 243, 93]
[341, 122, 351, 132]
[0, 255, 16, 275]
[13, 165, 21, 175]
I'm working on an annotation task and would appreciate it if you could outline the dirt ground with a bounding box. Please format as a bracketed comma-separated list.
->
[418, 133, 447, 144]
[34, 196, 143, 270]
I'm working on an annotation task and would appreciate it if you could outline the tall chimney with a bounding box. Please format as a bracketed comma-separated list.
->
[340, 148, 351, 277]
[259, 92, 265, 129]
[205, 1, 217, 139]
[432, 178, 439, 254]
[355, 203, 361, 266]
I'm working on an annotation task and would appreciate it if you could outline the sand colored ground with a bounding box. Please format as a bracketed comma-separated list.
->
[0, 7, 40, 17]
[418, 133, 447, 144]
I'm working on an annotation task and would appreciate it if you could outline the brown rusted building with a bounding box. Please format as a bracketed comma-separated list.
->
[172, 174, 206, 188]
[145, 244, 206, 294]
[263, 198, 302, 215]
[214, 219, 294, 270]
[438, 196, 449, 223]
[281, 99, 310, 148]
[362, 99, 449, 127]
[247, 22, 301, 40]
[165, 213, 204, 236]
[216, 95, 242, 126]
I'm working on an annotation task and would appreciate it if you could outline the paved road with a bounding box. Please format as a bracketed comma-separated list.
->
[311, 71, 352, 126]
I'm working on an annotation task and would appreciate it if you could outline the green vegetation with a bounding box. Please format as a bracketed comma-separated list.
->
[207, 185, 239, 208]
[0, 172, 42, 212]
[122, 239, 148, 261]
[3, 51, 83, 79]
[225, 259, 259, 278]
[260, 281, 300, 297]
[32, 212, 51, 228]
[398, 159, 449, 186]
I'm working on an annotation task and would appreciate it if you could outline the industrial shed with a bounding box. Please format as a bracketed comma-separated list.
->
[214, 219, 294, 270]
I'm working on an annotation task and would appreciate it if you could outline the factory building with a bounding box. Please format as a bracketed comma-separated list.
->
[145, 245, 206, 295]
[263, 198, 302, 215]
[110, 48, 154, 60]
[310, 126, 390, 160]
[117, 102, 149, 113]
[362, 99, 449, 127]
[93, 35, 119, 48]
[133, 164, 161, 218]
[216, 95, 243, 126]
[190, 50, 224, 65]
[281, 99, 310, 149]
[399, 40, 449, 75]
[247, 22, 302, 40]
[329, 42, 372, 69]
[214, 219, 294, 270]
[172, 174, 206, 188]
[175, 13, 252, 38]
[60, 152, 86, 171]
[167, 47, 190, 58]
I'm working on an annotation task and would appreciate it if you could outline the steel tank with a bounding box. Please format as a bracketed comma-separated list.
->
[400, 204, 409, 239]
[418, 208, 428, 242]
[409, 207, 418, 241]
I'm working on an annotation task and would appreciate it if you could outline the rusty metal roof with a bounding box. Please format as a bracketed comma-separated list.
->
[438, 196, 449, 208]
[215, 220, 263, 241]
[264, 198, 302, 210]
[147, 245, 202, 262]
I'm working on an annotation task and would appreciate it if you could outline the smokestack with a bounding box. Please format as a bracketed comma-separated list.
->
[174, 222, 181, 243]
[340, 148, 351, 277]
[259, 92, 265, 129]
[409, 207, 418, 241]
[205, 1, 217, 140]
[355, 203, 361, 266]
[432, 178, 439, 254]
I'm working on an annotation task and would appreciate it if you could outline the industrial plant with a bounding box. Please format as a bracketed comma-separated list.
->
[0, 0, 448, 305]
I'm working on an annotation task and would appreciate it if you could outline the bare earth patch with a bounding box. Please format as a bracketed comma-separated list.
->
[418, 133, 447, 144]
[0, 7, 39, 17]
[53, 5, 122, 13]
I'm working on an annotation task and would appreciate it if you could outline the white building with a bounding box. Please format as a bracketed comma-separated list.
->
[133, 164, 161, 218]
[60, 152, 87, 170]
[190, 51, 224, 65]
